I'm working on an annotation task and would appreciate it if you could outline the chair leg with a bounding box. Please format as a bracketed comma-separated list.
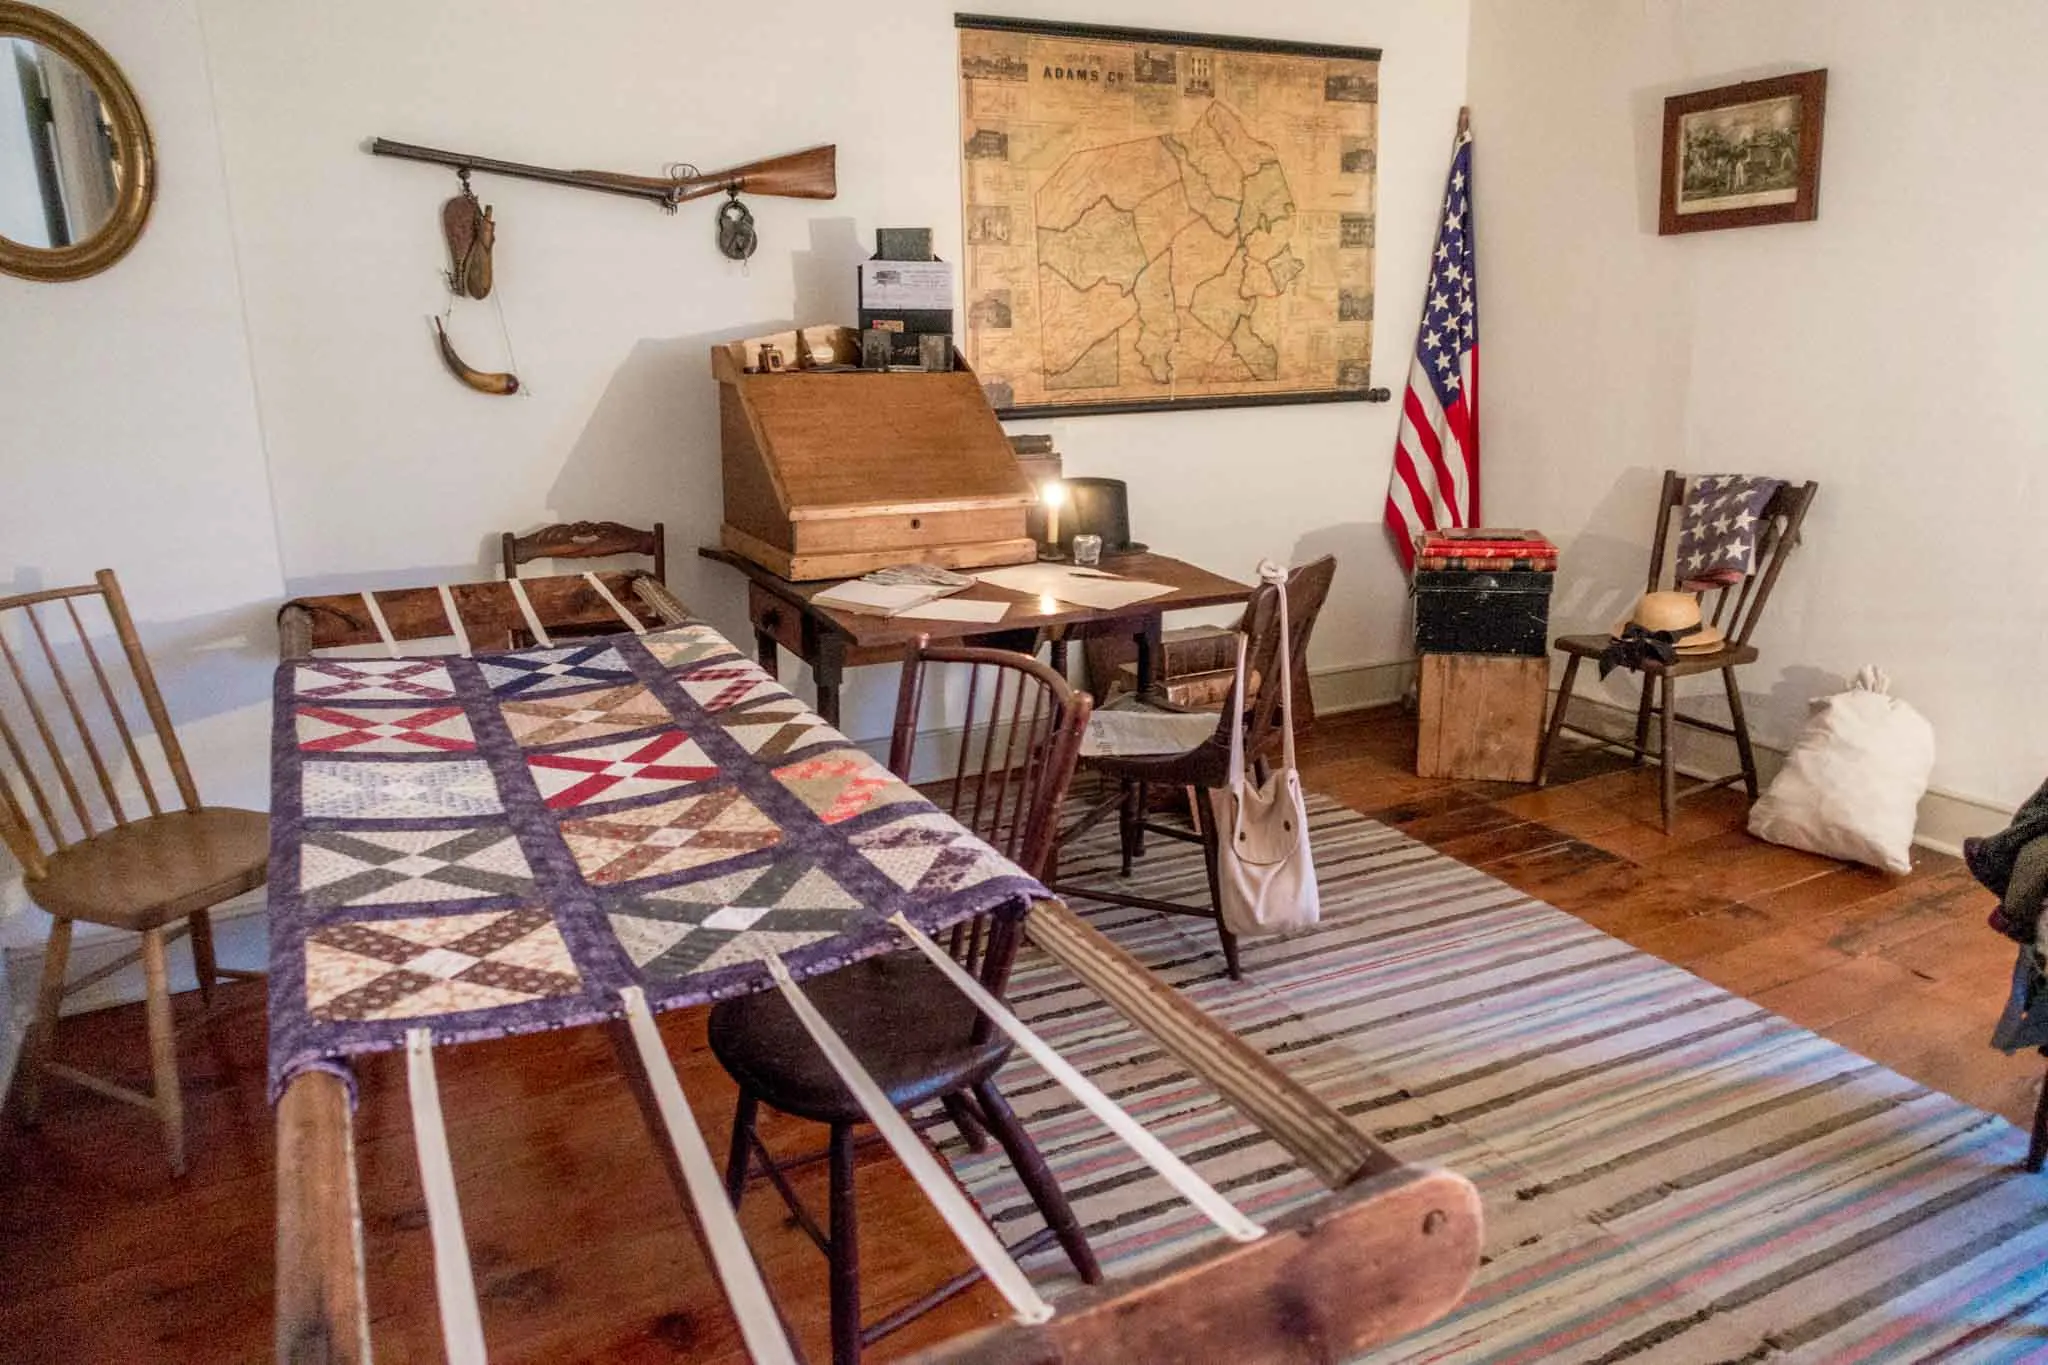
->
[828, 1122, 861, 1365]
[189, 909, 218, 1008]
[1118, 779, 1140, 877]
[141, 928, 186, 1176]
[19, 917, 73, 1125]
[2029, 1052, 2048, 1174]
[1658, 673, 1678, 835]
[942, 1093, 991, 1154]
[971, 1079, 1102, 1285]
[1723, 667, 1761, 799]
[1534, 654, 1582, 788]
[1193, 791, 1242, 980]
[1632, 673, 1657, 766]
[725, 1088, 759, 1206]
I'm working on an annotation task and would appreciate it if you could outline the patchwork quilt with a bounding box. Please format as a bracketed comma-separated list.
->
[267, 623, 1046, 1100]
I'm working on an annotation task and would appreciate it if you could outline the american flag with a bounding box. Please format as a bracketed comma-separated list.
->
[1384, 118, 1478, 570]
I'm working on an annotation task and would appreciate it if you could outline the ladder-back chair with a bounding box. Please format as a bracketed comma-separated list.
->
[708, 644, 1099, 1365]
[1534, 472, 1819, 831]
[1, 570, 267, 1173]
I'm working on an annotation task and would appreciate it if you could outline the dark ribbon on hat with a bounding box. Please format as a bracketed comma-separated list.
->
[1599, 622, 1701, 678]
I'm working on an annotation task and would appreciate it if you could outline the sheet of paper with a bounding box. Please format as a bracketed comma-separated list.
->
[813, 580, 945, 615]
[973, 564, 1176, 612]
[890, 597, 1013, 624]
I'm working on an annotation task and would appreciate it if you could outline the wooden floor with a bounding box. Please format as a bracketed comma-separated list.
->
[1, 707, 2036, 1364]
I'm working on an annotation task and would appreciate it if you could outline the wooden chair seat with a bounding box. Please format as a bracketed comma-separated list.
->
[31, 807, 269, 930]
[1552, 633, 1760, 674]
[708, 952, 1012, 1125]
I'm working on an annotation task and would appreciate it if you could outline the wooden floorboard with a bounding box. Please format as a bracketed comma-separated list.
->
[0, 705, 2035, 1363]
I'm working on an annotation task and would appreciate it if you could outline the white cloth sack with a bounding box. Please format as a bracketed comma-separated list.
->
[1206, 561, 1320, 936]
[1746, 666, 1934, 875]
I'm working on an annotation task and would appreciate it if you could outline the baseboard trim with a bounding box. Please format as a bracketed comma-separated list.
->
[1309, 660, 1417, 715]
[1556, 688, 2010, 856]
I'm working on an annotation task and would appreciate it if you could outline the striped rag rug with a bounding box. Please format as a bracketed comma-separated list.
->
[940, 795, 2048, 1363]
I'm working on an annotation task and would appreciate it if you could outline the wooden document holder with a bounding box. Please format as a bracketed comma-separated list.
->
[713, 326, 1039, 581]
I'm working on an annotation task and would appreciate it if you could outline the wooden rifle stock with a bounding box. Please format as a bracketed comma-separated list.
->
[369, 138, 837, 211]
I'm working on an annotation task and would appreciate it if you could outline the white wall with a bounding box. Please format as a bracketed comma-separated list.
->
[1468, 0, 2048, 810]
[0, 0, 283, 963]
[198, 0, 1471, 739]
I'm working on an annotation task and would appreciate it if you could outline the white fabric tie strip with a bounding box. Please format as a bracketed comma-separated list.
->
[762, 953, 1055, 1325]
[359, 591, 400, 659]
[618, 988, 799, 1364]
[405, 1029, 487, 1365]
[582, 571, 648, 634]
[504, 576, 553, 648]
[436, 583, 473, 657]
[890, 913, 1266, 1244]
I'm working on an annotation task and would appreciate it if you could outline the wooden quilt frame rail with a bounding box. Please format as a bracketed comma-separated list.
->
[273, 570, 1481, 1364]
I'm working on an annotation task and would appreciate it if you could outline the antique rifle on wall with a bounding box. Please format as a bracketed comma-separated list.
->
[370, 138, 837, 259]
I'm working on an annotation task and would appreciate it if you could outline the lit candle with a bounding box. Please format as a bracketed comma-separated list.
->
[1041, 479, 1067, 549]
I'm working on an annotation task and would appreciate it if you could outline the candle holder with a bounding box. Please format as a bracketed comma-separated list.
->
[1037, 478, 1069, 561]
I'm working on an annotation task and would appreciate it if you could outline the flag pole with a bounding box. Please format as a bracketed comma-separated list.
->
[1457, 105, 1470, 138]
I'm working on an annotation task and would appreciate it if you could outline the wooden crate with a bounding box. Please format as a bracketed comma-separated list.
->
[713, 326, 1039, 580]
[1415, 653, 1547, 783]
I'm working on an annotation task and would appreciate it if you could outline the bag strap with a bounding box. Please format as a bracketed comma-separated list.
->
[1227, 623, 1250, 790]
[1229, 560, 1297, 788]
[1259, 559, 1297, 774]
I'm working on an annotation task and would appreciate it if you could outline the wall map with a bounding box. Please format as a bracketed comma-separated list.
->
[956, 16, 1381, 417]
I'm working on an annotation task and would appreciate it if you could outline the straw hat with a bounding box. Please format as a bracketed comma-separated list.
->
[1610, 590, 1725, 654]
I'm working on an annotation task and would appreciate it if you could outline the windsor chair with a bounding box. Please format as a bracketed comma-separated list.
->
[709, 644, 1099, 1364]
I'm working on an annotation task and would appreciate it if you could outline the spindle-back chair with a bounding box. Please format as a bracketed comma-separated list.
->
[709, 644, 1097, 1365]
[1534, 472, 1820, 831]
[1, 569, 267, 1173]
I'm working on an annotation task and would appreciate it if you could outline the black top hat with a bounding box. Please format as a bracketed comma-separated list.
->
[1063, 477, 1147, 556]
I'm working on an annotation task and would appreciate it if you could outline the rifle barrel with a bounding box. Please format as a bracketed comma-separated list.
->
[369, 138, 674, 206]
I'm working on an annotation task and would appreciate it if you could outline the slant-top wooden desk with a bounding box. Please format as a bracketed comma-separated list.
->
[700, 548, 1251, 726]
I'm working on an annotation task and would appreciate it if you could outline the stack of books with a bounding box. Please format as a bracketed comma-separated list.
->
[1414, 528, 1557, 572]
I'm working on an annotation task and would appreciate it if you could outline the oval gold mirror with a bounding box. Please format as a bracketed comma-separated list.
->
[0, 2, 153, 281]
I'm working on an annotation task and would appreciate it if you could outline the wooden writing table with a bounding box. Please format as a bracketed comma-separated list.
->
[699, 548, 1251, 725]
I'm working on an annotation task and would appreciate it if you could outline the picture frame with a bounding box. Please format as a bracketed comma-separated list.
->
[955, 13, 1382, 418]
[1659, 69, 1826, 236]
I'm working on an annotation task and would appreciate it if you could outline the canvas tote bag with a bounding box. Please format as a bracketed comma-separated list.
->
[1207, 561, 1320, 936]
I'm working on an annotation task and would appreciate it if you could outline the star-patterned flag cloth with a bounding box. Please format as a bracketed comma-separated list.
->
[1385, 117, 1478, 571]
[266, 622, 1047, 1101]
[1674, 474, 1784, 581]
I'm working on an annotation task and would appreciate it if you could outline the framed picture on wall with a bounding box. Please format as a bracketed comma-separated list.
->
[1659, 69, 1827, 235]
[955, 13, 1382, 417]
